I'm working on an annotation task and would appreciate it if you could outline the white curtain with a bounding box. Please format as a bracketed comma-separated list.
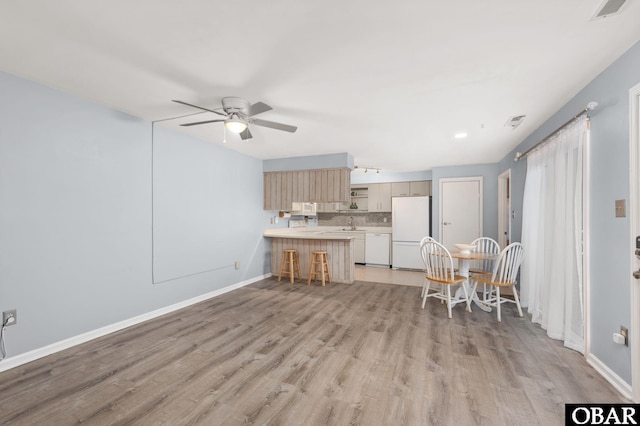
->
[520, 116, 588, 353]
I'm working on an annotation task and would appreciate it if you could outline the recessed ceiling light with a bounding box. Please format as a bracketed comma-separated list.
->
[454, 132, 468, 139]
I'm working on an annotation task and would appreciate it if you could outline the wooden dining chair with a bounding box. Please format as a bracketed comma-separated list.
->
[473, 242, 524, 322]
[420, 240, 475, 318]
[469, 237, 500, 301]
[419, 236, 437, 298]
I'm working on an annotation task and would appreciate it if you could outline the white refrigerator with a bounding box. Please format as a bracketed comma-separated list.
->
[392, 196, 431, 270]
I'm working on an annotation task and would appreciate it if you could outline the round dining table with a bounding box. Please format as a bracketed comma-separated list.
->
[449, 250, 500, 312]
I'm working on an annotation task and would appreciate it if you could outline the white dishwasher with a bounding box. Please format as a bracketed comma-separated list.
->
[365, 233, 390, 266]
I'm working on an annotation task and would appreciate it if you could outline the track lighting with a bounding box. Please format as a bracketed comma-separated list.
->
[354, 166, 382, 174]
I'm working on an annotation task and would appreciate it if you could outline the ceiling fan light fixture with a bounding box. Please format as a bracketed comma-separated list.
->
[224, 118, 248, 134]
[174, 98, 296, 140]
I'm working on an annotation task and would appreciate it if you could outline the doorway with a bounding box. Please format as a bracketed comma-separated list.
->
[498, 169, 511, 248]
[630, 82, 640, 403]
[439, 177, 483, 250]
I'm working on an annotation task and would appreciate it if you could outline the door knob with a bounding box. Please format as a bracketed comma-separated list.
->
[443, 222, 451, 225]
[634, 270, 640, 280]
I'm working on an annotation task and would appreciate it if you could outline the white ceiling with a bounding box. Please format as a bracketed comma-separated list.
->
[1, 1, 639, 172]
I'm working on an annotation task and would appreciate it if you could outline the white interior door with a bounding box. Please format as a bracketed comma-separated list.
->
[439, 177, 482, 250]
[498, 169, 511, 248]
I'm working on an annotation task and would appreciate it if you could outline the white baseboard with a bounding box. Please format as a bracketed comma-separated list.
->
[586, 352, 633, 401]
[0, 274, 270, 373]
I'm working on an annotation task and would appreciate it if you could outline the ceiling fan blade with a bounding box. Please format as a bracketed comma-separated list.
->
[251, 118, 297, 133]
[180, 119, 225, 127]
[172, 100, 227, 117]
[246, 102, 272, 117]
[240, 128, 253, 140]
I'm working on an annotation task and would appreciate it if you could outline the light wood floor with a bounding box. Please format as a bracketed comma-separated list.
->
[0, 275, 626, 425]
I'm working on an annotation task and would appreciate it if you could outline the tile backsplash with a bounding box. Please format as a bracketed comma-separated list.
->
[318, 212, 392, 228]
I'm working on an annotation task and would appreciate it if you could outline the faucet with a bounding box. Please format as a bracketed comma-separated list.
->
[349, 217, 356, 230]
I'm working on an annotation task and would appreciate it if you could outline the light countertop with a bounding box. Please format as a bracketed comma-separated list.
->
[263, 226, 392, 240]
[263, 228, 355, 240]
[313, 226, 392, 234]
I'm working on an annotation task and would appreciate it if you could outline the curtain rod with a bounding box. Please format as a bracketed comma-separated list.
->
[514, 101, 598, 162]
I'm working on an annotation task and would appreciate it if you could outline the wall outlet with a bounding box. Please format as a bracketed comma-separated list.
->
[3, 309, 17, 326]
[620, 326, 629, 346]
[235, 261, 240, 270]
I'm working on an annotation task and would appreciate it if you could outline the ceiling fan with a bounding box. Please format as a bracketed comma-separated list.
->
[172, 97, 297, 140]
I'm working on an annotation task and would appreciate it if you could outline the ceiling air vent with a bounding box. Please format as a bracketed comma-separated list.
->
[505, 115, 526, 130]
[591, 0, 629, 20]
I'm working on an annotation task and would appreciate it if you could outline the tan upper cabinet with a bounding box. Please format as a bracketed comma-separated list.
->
[391, 182, 411, 197]
[264, 168, 351, 210]
[391, 181, 431, 197]
[410, 181, 431, 196]
[368, 183, 391, 212]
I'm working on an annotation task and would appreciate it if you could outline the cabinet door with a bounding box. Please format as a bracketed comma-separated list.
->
[264, 173, 277, 210]
[410, 181, 430, 196]
[378, 183, 391, 211]
[391, 182, 411, 197]
[369, 183, 391, 212]
[425, 181, 432, 196]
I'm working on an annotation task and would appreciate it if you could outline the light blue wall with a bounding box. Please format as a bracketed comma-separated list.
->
[431, 164, 500, 242]
[499, 40, 640, 384]
[0, 71, 271, 358]
[263, 152, 353, 172]
[351, 170, 432, 185]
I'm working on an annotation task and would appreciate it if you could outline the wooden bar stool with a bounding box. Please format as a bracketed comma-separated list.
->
[278, 249, 301, 284]
[307, 250, 331, 286]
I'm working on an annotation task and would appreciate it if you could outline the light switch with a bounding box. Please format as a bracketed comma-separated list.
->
[615, 199, 626, 218]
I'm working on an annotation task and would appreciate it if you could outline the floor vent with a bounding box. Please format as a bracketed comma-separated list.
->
[592, 0, 629, 20]
[505, 115, 526, 130]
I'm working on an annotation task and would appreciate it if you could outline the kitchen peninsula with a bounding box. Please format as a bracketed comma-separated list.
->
[263, 228, 356, 284]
